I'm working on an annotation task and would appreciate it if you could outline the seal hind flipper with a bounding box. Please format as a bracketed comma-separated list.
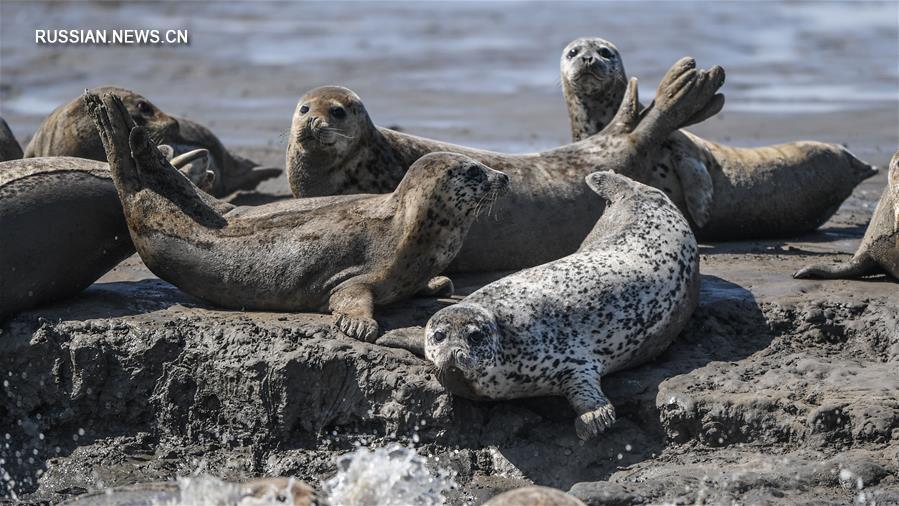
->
[679, 93, 725, 129]
[600, 78, 641, 136]
[793, 254, 880, 280]
[673, 157, 714, 227]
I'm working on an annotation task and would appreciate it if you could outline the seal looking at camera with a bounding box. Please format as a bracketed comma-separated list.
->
[287, 57, 726, 272]
[559, 37, 877, 239]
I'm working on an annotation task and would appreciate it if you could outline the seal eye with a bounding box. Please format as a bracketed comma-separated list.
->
[136, 101, 153, 115]
[432, 331, 446, 343]
[598, 47, 615, 59]
[330, 106, 347, 119]
[467, 330, 485, 345]
[567, 47, 579, 59]
[299, 105, 309, 114]
[465, 164, 483, 180]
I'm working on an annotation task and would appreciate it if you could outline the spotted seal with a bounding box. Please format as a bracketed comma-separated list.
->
[23, 87, 279, 197]
[795, 149, 899, 281]
[0, 149, 212, 319]
[560, 37, 877, 239]
[287, 57, 725, 272]
[0, 117, 23, 161]
[424, 171, 699, 440]
[85, 91, 509, 341]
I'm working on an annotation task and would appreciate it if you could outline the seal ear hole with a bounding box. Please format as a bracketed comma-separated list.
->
[467, 330, 485, 345]
[567, 47, 579, 59]
[136, 101, 153, 115]
[330, 106, 347, 119]
[299, 105, 309, 114]
[598, 47, 615, 59]
[432, 331, 446, 343]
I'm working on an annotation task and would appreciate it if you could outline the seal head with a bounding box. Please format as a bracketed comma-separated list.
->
[424, 302, 501, 400]
[286, 86, 376, 197]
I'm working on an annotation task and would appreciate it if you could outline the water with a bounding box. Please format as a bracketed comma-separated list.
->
[0, 1, 895, 153]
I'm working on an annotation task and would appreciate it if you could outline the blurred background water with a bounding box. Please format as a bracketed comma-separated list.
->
[1, 1, 896, 159]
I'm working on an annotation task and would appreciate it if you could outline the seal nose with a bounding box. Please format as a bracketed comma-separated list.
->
[453, 348, 467, 366]
[581, 55, 594, 64]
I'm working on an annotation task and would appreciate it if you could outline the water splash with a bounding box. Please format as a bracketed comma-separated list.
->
[321, 444, 456, 506]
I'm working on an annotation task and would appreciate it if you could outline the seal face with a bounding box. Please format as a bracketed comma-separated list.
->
[288, 58, 726, 272]
[425, 172, 700, 440]
[86, 91, 509, 342]
[560, 36, 878, 240]
[24, 86, 179, 163]
[795, 149, 899, 281]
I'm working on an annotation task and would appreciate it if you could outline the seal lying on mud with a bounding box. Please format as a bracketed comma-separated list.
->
[560, 37, 877, 239]
[424, 171, 699, 440]
[169, 115, 282, 196]
[24, 87, 280, 196]
[0, 149, 212, 319]
[795, 149, 899, 281]
[0, 117, 23, 161]
[86, 92, 509, 342]
[288, 57, 725, 272]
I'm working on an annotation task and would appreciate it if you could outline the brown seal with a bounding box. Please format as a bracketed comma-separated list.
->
[560, 37, 878, 240]
[287, 57, 725, 272]
[85, 91, 509, 342]
[795, 149, 899, 281]
[0, 117, 23, 162]
[0, 149, 212, 319]
[23, 87, 279, 197]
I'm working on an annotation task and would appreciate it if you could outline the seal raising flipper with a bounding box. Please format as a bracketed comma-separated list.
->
[86, 92, 509, 341]
[795, 149, 899, 281]
[0, 147, 212, 319]
[560, 37, 877, 239]
[0, 117, 23, 162]
[424, 172, 699, 440]
[288, 57, 724, 272]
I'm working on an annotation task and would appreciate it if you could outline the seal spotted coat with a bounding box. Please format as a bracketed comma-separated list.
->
[85, 92, 509, 342]
[287, 57, 725, 272]
[795, 149, 899, 281]
[424, 171, 699, 440]
[560, 37, 877, 239]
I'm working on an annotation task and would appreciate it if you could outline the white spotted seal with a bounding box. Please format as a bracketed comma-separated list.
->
[424, 171, 699, 440]
[0, 117, 23, 161]
[287, 57, 725, 272]
[24, 87, 280, 197]
[560, 37, 877, 240]
[795, 149, 899, 281]
[0, 149, 212, 319]
[85, 91, 509, 342]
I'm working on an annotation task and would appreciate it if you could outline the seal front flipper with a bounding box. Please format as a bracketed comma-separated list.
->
[330, 283, 379, 342]
[564, 368, 616, 440]
[417, 276, 454, 297]
[673, 156, 714, 227]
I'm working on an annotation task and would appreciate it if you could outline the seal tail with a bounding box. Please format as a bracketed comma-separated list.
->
[794, 255, 880, 280]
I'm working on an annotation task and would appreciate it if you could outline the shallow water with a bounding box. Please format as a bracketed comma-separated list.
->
[0, 1, 896, 153]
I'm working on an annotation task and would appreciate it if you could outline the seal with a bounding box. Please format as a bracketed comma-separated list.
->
[0, 149, 213, 319]
[424, 171, 699, 440]
[795, 149, 899, 281]
[85, 91, 509, 342]
[0, 117, 23, 162]
[483, 486, 587, 506]
[23, 87, 280, 197]
[169, 115, 282, 196]
[287, 57, 725, 272]
[560, 37, 878, 239]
